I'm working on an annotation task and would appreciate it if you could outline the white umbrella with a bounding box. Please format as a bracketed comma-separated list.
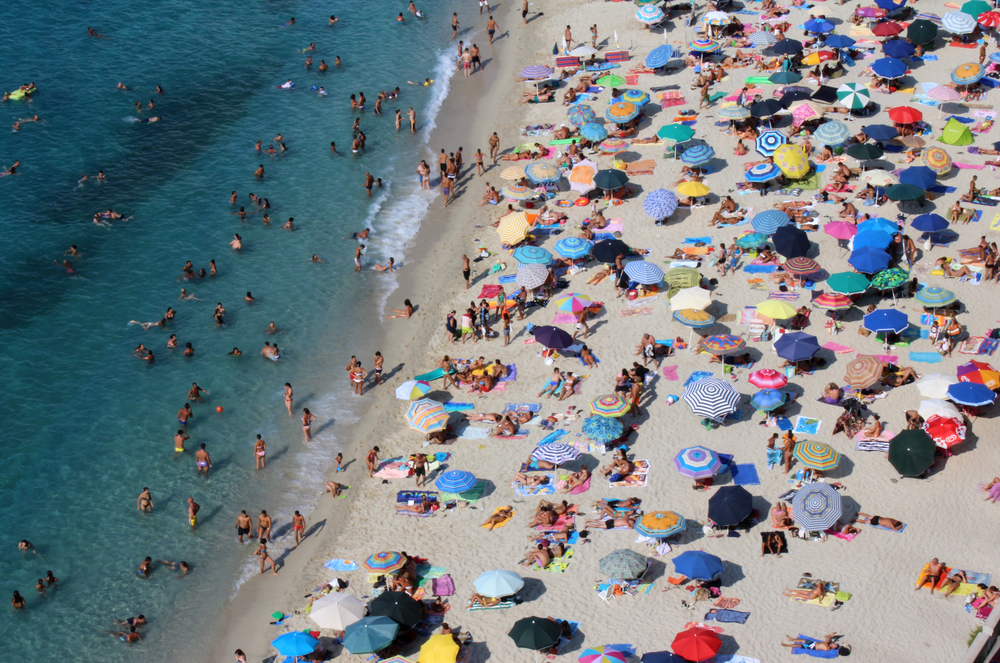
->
[309, 593, 367, 630]
[916, 373, 958, 400]
[569, 45, 598, 57]
[918, 398, 962, 420]
[670, 287, 711, 311]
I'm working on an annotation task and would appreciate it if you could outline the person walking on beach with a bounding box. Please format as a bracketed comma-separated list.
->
[302, 408, 316, 442]
[487, 16, 499, 45]
[257, 510, 272, 541]
[187, 497, 200, 528]
[475, 148, 485, 176]
[489, 132, 500, 163]
[284, 382, 293, 415]
[522, 0, 529, 24]
[195, 443, 212, 476]
[236, 511, 252, 543]
[462, 254, 471, 289]
[292, 510, 307, 546]
[564, 25, 573, 50]
[441, 173, 452, 208]
[573, 309, 590, 339]
[254, 434, 267, 469]
[255, 539, 279, 575]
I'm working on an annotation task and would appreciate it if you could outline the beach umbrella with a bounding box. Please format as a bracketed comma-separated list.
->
[600, 549, 649, 580]
[689, 37, 721, 52]
[583, 415, 624, 443]
[624, 260, 664, 285]
[645, 44, 675, 68]
[750, 31, 778, 47]
[673, 308, 715, 329]
[836, 83, 872, 111]
[888, 429, 936, 476]
[591, 394, 631, 417]
[681, 144, 716, 166]
[623, 89, 650, 106]
[773, 144, 810, 180]
[699, 334, 746, 356]
[569, 44, 599, 56]
[553, 292, 594, 313]
[735, 232, 768, 248]
[570, 159, 598, 194]
[579, 123, 607, 142]
[962, 0, 992, 18]
[770, 71, 803, 85]
[780, 91, 814, 107]
[750, 98, 783, 119]
[395, 380, 431, 400]
[952, 62, 985, 85]
[757, 299, 798, 320]
[908, 18, 939, 44]
[883, 40, 916, 58]
[957, 360, 1000, 389]
[847, 143, 884, 161]
[591, 238, 631, 263]
[870, 267, 909, 290]
[636, 5, 665, 23]
[555, 237, 593, 259]
[370, 590, 424, 629]
[406, 399, 448, 434]
[643, 188, 679, 220]
[751, 388, 787, 412]
[784, 257, 821, 276]
[802, 50, 836, 66]
[665, 265, 704, 290]
[273, 632, 320, 658]
[435, 470, 477, 494]
[772, 38, 803, 55]
[858, 217, 898, 235]
[474, 570, 524, 598]
[944, 10, 978, 32]
[657, 123, 696, 143]
[860, 170, 896, 187]
[672, 551, 724, 581]
[844, 355, 884, 389]
[980, 10, 1000, 27]
[916, 286, 955, 308]
[751, 210, 790, 235]
[793, 441, 841, 471]
[594, 168, 629, 190]
[508, 617, 562, 651]
[774, 331, 821, 362]
[675, 445, 723, 478]
[501, 165, 526, 181]
[566, 104, 596, 127]
[874, 0, 904, 9]
[514, 246, 553, 265]
[887, 106, 922, 124]
[531, 325, 574, 349]
[719, 104, 752, 120]
[925, 414, 967, 450]
[917, 373, 959, 399]
[749, 368, 788, 389]
[676, 181, 710, 198]
[814, 121, 851, 145]
[929, 85, 962, 103]
[948, 382, 997, 406]
[599, 137, 630, 155]
[921, 147, 952, 174]
[755, 129, 787, 156]
[525, 162, 561, 184]
[520, 65, 553, 80]
[791, 102, 824, 126]
[703, 11, 731, 25]
[854, 230, 894, 250]
[872, 21, 904, 37]
[681, 378, 742, 420]
[531, 443, 580, 465]
[708, 486, 753, 526]
[672, 627, 722, 662]
[848, 247, 891, 273]
[864, 307, 909, 333]
[825, 34, 856, 48]
[899, 166, 938, 190]
[343, 616, 399, 654]
[363, 550, 405, 573]
[597, 74, 626, 87]
[745, 163, 782, 182]
[813, 292, 853, 310]
[516, 263, 549, 289]
[886, 183, 925, 202]
[773, 225, 811, 258]
[827, 271, 870, 294]
[792, 483, 842, 530]
[824, 221, 858, 240]
[580, 647, 629, 663]
[861, 124, 898, 142]
[605, 101, 640, 123]
[919, 398, 962, 420]
[309, 592, 367, 630]
[419, 634, 460, 663]
[871, 57, 908, 79]
[636, 511, 686, 538]
[502, 184, 535, 201]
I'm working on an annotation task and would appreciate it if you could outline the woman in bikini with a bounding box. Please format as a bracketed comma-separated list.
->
[283, 382, 293, 415]
[254, 434, 267, 469]
[561, 466, 590, 493]
[482, 506, 514, 530]
[388, 299, 414, 320]
[351, 363, 368, 396]
[301, 408, 317, 443]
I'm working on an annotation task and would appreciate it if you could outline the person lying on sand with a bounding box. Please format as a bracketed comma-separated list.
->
[527, 505, 558, 528]
[561, 467, 590, 493]
[584, 515, 636, 530]
[521, 90, 554, 104]
[856, 512, 904, 531]
[782, 582, 828, 601]
[482, 506, 514, 530]
[593, 496, 640, 519]
[398, 500, 436, 515]
[468, 592, 503, 607]
[514, 471, 551, 486]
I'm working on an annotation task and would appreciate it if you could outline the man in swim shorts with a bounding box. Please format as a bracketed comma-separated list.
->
[187, 497, 200, 527]
[176, 403, 193, 429]
[236, 510, 253, 543]
[195, 444, 212, 476]
[257, 510, 273, 541]
[413, 453, 428, 487]
[364, 171, 375, 197]
[462, 254, 471, 289]
[486, 15, 499, 44]
[173, 429, 189, 454]
[355, 244, 365, 272]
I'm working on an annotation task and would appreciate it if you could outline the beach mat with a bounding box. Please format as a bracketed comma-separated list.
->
[481, 506, 516, 529]
[704, 608, 750, 624]
[731, 463, 760, 485]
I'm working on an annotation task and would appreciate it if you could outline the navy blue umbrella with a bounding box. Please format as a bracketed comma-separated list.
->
[862, 124, 898, 141]
[900, 166, 937, 190]
[912, 213, 949, 233]
[872, 57, 908, 79]
[849, 247, 891, 273]
[883, 40, 915, 58]
[863, 308, 908, 333]
[824, 34, 856, 49]
[772, 39, 803, 55]
[875, 0, 906, 9]
[772, 225, 811, 258]
[531, 325, 574, 349]
[774, 332, 821, 362]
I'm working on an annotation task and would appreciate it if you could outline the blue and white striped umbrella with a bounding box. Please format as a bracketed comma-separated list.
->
[915, 286, 955, 306]
[636, 5, 665, 23]
[755, 130, 787, 156]
[531, 443, 581, 465]
[681, 144, 716, 166]
[435, 470, 478, 493]
[623, 260, 664, 285]
[813, 121, 851, 146]
[555, 237, 593, 259]
[681, 378, 742, 420]
[513, 245, 553, 265]
[751, 210, 791, 234]
[674, 446, 722, 478]
[580, 123, 608, 142]
[792, 483, 842, 530]
[943, 10, 977, 33]
[719, 105, 751, 119]
[991, 52, 1000, 64]
[645, 44, 675, 68]
[474, 570, 524, 598]
[643, 189, 679, 219]
[745, 163, 782, 182]
[749, 31, 777, 47]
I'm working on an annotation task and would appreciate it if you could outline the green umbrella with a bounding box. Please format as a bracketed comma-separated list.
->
[342, 616, 400, 654]
[847, 143, 884, 161]
[961, 0, 991, 18]
[594, 169, 629, 190]
[870, 267, 909, 290]
[508, 616, 562, 651]
[597, 74, 626, 87]
[827, 271, 870, 295]
[907, 19, 938, 45]
[599, 549, 649, 579]
[885, 183, 925, 202]
[888, 429, 936, 477]
[657, 124, 696, 142]
[369, 590, 423, 628]
[770, 71, 802, 85]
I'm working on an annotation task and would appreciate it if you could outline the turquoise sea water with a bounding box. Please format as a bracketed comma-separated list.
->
[0, 1, 462, 659]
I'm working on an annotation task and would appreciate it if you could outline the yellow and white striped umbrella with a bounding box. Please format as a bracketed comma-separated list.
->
[501, 166, 526, 180]
[497, 212, 531, 244]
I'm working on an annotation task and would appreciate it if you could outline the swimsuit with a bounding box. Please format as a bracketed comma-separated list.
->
[175, 447, 185, 453]
[198, 461, 208, 468]
[238, 526, 250, 536]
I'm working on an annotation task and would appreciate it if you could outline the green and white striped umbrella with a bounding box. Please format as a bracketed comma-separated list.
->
[836, 83, 871, 110]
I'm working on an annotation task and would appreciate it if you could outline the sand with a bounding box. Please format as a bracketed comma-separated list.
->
[210, 1, 1000, 661]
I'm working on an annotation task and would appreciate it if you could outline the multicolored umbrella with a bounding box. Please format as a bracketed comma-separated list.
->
[749, 368, 788, 389]
[623, 89, 650, 106]
[570, 160, 597, 194]
[553, 292, 593, 312]
[582, 415, 624, 442]
[681, 144, 716, 166]
[888, 429, 936, 476]
[719, 104, 752, 120]
[773, 143, 810, 179]
[957, 360, 1000, 389]
[793, 441, 841, 471]
[784, 257, 820, 275]
[635, 5, 665, 23]
[699, 334, 746, 356]
[435, 470, 477, 493]
[844, 355, 884, 389]
[774, 331, 820, 362]
[635, 511, 686, 538]
[605, 101, 640, 123]
[474, 570, 524, 598]
[751, 388, 787, 411]
[948, 382, 997, 406]
[624, 260, 664, 284]
[567, 104, 597, 127]
[914, 286, 954, 308]
[363, 551, 405, 573]
[520, 65, 553, 80]
[502, 184, 535, 201]
[836, 82, 872, 110]
[501, 165, 526, 181]
[597, 74, 626, 87]
[643, 188, 679, 220]
[924, 414, 966, 449]
[674, 445, 722, 478]
[735, 232, 768, 248]
[921, 147, 952, 174]
[673, 308, 715, 328]
[751, 209, 791, 234]
[827, 271, 870, 294]
[525, 162, 561, 184]
[870, 267, 909, 290]
[952, 62, 985, 85]
[579, 647, 629, 663]
[599, 137, 629, 155]
[814, 121, 851, 145]
[672, 553, 724, 581]
[802, 50, 836, 65]
[406, 399, 449, 433]
[813, 292, 853, 310]
[531, 443, 581, 465]
[591, 394, 631, 417]
[756, 129, 787, 156]
[745, 162, 782, 182]
[555, 237, 593, 259]
[917, 373, 959, 399]
[756, 299, 797, 320]
[513, 245, 553, 264]
[792, 483, 842, 530]
[515, 263, 549, 289]
[599, 549, 649, 580]
[688, 37, 721, 52]
[943, 10, 978, 33]
[681, 378, 742, 420]
[395, 380, 431, 400]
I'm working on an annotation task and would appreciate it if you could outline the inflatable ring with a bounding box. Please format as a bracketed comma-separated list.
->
[554, 200, 574, 208]
[574, 197, 590, 207]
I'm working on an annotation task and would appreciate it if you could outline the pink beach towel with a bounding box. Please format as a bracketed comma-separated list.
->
[570, 476, 592, 495]
[553, 313, 577, 324]
[874, 354, 898, 364]
[478, 285, 503, 299]
[955, 163, 989, 170]
[827, 529, 858, 542]
[663, 365, 680, 381]
[432, 574, 456, 596]
[822, 342, 856, 354]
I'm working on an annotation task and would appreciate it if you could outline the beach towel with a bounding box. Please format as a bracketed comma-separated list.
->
[980, 339, 1000, 356]
[514, 474, 556, 497]
[743, 264, 778, 274]
[828, 528, 857, 541]
[731, 463, 760, 486]
[870, 521, 907, 533]
[537, 513, 575, 532]
[397, 506, 436, 518]
[768, 291, 800, 301]
[467, 598, 514, 611]
[683, 371, 714, 387]
[324, 559, 358, 572]
[960, 337, 986, 355]
[374, 459, 412, 479]
[443, 402, 475, 413]
[791, 592, 837, 607]
[713, 597, 741, 610]
[477, 285, 503, 298]
[610, 459, 649, 487]
[481, 506, 516, 530]
[854, 438, 892, 453]
[541, 548, 575, 572]
[909, 351, 944, 363]
[793, 416, 821, 435]
[662, 365, 679, 381]
[457, 426, 491, 440]
[619, 307, 652, 317]
[505, 403, 541, 413]
[822, 342, 855, 354]
[432, 574, 456, 596]
[683, 236, 713, 245]
[498, 274, 517, 284]
[553, 313, 577, 324]
[414, 367, 452, 382]
[704, 609, 751, 624]
[790, 635, 841, 658]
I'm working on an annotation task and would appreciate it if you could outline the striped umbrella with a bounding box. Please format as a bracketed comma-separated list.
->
[957, 360, 1000, 389]
[525, 162, 561, 184]
[745, 163, 782, 182]
[719, 105, 751, 120]
[635, 5, 665, 23]
[645, 44, 675, 68]
[531, 443, 580, 465]
[948, 382, 997, 406]
[515, 263, 549, 289]
[674, 445, 723, 478]
[657, 123, 695, 143]
[751, 388, 787, 411]
[681, 144, 716, 166]
[435, 470, 477, 493]
[756, 299, 797, 320]
[749, 368, 788, 389]
[597, 74, 626, 87]
[751, 210, 790, 234]
[928, 85, 962, 102]
[944, 10, 978, 32]
[735, 232, 768, 248]
[624, 260, 664, 284]
[582, 415, 624, 443]
[699, 334, 746, 356]
[520, 65, 553, 80]
[979, 10, 1000, 26]
[773, 144, 811, 180]
[406, 399, 449, 433]
[580, 647, 629, 663]
[474, 570, 524, 598]
[635, 511, 686, 538]
[784, 257, 820, 275]
[916, 286, 956, 306]
[496, 213, 530, 244]
[813, 121, 851, 146]
[836, 82, 872, 110]
[502, 184, 535, 201]
[681, 378, 742, 420]
[567, 104, 597, 127]
[501, 165, 526, 181]
[749, 31, 777, 47]
[827, 271, 870, 294]
[643, 189, 679, 219]
[623, 89, 650, 106]
[605, 101, 640, 123]
[513, 246, 553, 265]
[591, 394, 631, 417]
[673, 308, 716, 328]
[580, 123, 608, 142]
[793, 441, 841, 471]
[553, 292, 593, 312]
[952, 62, 985, 85]
[363, 551, 405, 573]
[395, 380, 431, 400]
[689, 38, 721, 52]
[921, 147, 952, 174]
[813, 292, 853, 310]
[600, 549, 648, 580]
[555, 237, 593, 259]
[755, 130, 787, 156]
[917, 373, 958, 399]
[704, 11, 731, 25]
[845, 355, 884, 389]
[599, 137, 630, 154]
[792, 483, 842, 530]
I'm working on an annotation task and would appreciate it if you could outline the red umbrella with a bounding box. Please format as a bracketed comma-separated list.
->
[672, 627, 722, 662]
[872, 22, 903, 36]
[923, 414, 966, 449]
[888, 106, 922, 124]
[979, 11, 1000, 27]
[749, 368, 788, 389]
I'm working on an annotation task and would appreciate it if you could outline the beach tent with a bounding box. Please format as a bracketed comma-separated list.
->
[940, 118, 974, 146]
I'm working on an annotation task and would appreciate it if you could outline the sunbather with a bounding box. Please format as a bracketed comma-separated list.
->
[538, 367, 565, 398]
[398, 500, 436, 515]
[481, 506, 514, 530]
[859, 414, 883, 440]
[771, 502, 796, 530]
[527, 507, 557, 528]
[520, 543, 552, 568]
[940, 570, 968, 598]
[761, 532, 784, 558]
[467, 592, 503, 607]
[585, 515, 636, 530]
[513, 471, 551, 487]
[780, 634, 847, 653]
[520, 90, 554, 104]
[856, 512, 903, 530]
[561, 466, 590, 493]
[782, 582, 828, 601]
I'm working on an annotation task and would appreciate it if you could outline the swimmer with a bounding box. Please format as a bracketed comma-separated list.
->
[187, 382, 210, 402]
[87, 26, 106, 39]
[173, 430, 189, 453]
[129, 319, 166, 330]
[167, 334, 177, 348]
[329, 15, 339, 26]
[178, 288, 200, 301]
[230, 234, 242, 250]
[311, 254, 325, 263]
[236, 511, 253, 542]
[264, 321, 281, 334]
[355, 244, 366, 271]
[161, 560, 190, 576]
[354, 228, 372, 240]
[245, 291, 255, 303]
[372, 257, 396, 272]
[137, 487, 154, 511]
[53, 259, 75, 273]
[229, 347, 242, 356]
[107, 627, 141, 643]
[284, 382, 294, 415]
[65, 245, 80, 256]
[282, 217, 295, 230]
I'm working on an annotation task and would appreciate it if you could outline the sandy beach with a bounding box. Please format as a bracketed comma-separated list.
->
[211, 0, 1000, 661]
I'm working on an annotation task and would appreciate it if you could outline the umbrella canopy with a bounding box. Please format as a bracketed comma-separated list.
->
[566, 104, 597, 127]
[435, 470, 477, 494]
[516, 263, 549, 289]
[847, 142, 884, 161]
[888, 429, 936, 476]
[836, 83, 873, 111]
[772, 38, 803, 54]
[497, 212, 531, 244]
[755, 129, 787, 156]
[826, 34, 856, 49]
[751, 388, 788, 411]
[908, 18, 939, 44]
[845, 355, 884, 389]
[948, 382, 997, 406]
[860, 170, 896, 188]
[915, 286, 955, 307]
[780, 90, 813, 108]
[965, 0, 994, 17]
[719, 104, 752, 120]
[756, 299, 798, 320]
[591, 394, 631, 417]
[570, 159, 598, 193]
[419, 634, 460, 663]
[872, 21, 904, 36]
[979, 10, 1000, 27]
[827, 271, 870, 294]
[773, 226, 811, 259]
[918, 373, 959, 399]
[624, 260, 664, 285]
[703, 10, 731, 25]
[751, 209, 791, 234]
[553, 292, 594, 313]
[802, 50, 836, 66]
[657, 123, 696, 143]
[672, 551, 724, 581]
[899, 166, 938, 190]
[883, 40, 916, 58]
[623, 89, 651, 106]
[513, 245, 553, 265]
[597, 74, 626, 87]
[668, 286, 710, 310]
[924, 414, 967, 449]
[708, 485, 754, 527]
[395, 380, 432, 400]
[531, 325, 574, 349]
[943, 118, 975, 146]
[848, 247, 891, 273]
[871, 57, 908, 79]
[674, 445, 722, 478]
[699, 334, 746, 356]
[672, 627, 722, 662]
[750, 31, 778, 47]
[952, 62, 985, 85]
[773, 144, 811, 180]
[594, 168, 629, 190]
[681, 144, 716, 166]
[746, 162, 783, 182]
[681, 378, 742, 420]
[863, 309, 908, 333]
[921, 147, 953, 174]
[770, 70, 803, 85]
[919, 398, 963, 420]
[749, 368, 788, 389]
[824, 221, 858, 240]
[792, 482, 843, 530]
[793, 441, 841, 471]
[811, 84, 840, 104]
[592, 238, 631, 263]
[474, 570, 524, 598]
[928, 85, 963, 101]
[605, 101, 640, 123]
[370, 590, 424, 629]
[774, 331, 821, 362]
[859, 217, 898, 235]
[689, 37, 721, 52]
[502, 184, 535, 201]
[943, 10, 978, 32]
[600, 549, 649, 579]
[531, 443, 580, 465]
[814, 120, 851, 145]
[273, 632, 320, 657]
[870, 267, 909, 290]
[750, 98, 783, 119]
[676, 181, 710, 198]
[406, 399, 448, 434]
[580, 647, 629, 663]
[525, 162, 562, 184]
[636, 5, 665, 23]
[911, 213, 949, 234]
[579, 123, 608, 142]
[508, 617, 562, 651]
[599, 138, 630, 155]
[636, 511, 686, 538]
[645, 44, 675, 68]
[862, 124, 898, 142]
[957, 360, 1000, 389]
[343, 616, 399, 654]
[364, 550, 405, 573]
[310, 592, 367, 630]
[791, 101, 824, 125]
[582, 415, 625, 442]
[886, 183, 926, 202]
[735, 232, 768, 248]
[643, 188, 679, 220]
[673, 308, 715, 328]
[813, 292, 854, 310]
[555, 237, 594, 259]
[855, 230, 893, 250]
[520, 65, 553, 80]
[501, 165, 527, 180]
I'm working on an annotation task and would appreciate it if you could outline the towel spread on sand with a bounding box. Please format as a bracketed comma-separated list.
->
[513, 474, 556, 497]
[910, 351, 944, 363]
[481, 506, 516, 529]
[822, 342, 855, 354]
[704, 609, 751, 624]
[611, 459, 649, 487]
[663, 365, 680, 381]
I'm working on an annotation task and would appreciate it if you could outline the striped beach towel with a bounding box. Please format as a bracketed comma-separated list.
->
[768, 291, 800, 301]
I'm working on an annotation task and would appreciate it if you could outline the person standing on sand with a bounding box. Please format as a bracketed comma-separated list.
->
[489, 132, 500, 163]
[366, 445, 381, 476]
[292, 510, 307, 546]
[187, 497, 200, 528]
[441, 173, 452, 208]
[522, 0, 529, 24]
[236, 511, 253, 543]
[373, 351, 384, 386]
[254, 434, 267, 469]
[255, 539, 278, 575]
[196, 444, 212, 476]
[475, 148, 485, 176]
[782, 432, 796, 474]
[284, 382, 293, 415]
[564, 25, 573, 50]
[413, 453, 429, 487]
[462, 254, 471, 289]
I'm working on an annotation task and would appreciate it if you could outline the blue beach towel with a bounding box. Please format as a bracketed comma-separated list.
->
[731, 463, 761, 485]
[443, 402, 474, 412]
[683, 371, 714, 387]
[909, 352, 943, 363]
[498, 274, 517, 284]
[505, 403, 540, 413]
[324, 559, 359, 572]
[539, 430, 568, 446]
[791, 635, 840, 658]
[579, 352, 601, 366]
[928, 185, 957, 194]
[869, 521, 907, 533]
[683, 236, 713, 245]
[704, 608, 751, 624]
[743, 264, 778, 273]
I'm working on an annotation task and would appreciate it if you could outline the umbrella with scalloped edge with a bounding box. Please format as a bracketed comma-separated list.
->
[773, 144, 810, 179]
[749, 368, 788, 389]
[591, 394, 631, 417]
[921, 147, 952, 174]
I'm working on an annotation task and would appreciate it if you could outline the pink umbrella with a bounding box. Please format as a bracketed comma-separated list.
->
[792, 104, 820, 126]
[824, 221, 858, 240]
[928, 85, 962, 101]
[749, 368, 788, 389]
